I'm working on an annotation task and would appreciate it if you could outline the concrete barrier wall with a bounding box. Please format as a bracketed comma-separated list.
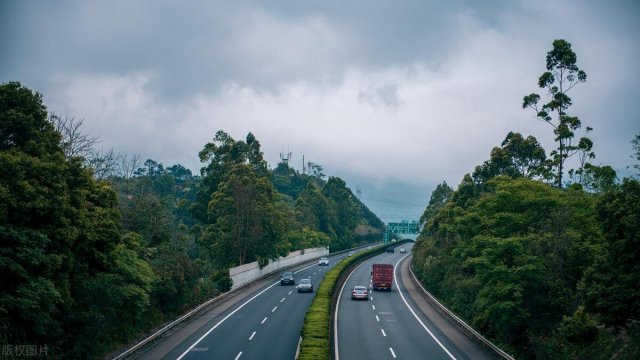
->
[229, 247, 329, 290]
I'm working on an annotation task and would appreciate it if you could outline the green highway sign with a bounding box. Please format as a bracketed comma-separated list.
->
[384, 220, 420, 243]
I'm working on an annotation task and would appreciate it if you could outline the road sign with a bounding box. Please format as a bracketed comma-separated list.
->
[384, 220, 420, 243]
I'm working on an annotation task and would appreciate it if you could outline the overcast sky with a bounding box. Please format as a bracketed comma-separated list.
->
[1, 0, 639, 222]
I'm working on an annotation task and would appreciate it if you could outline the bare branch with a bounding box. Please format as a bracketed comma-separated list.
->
[48, 113, 101, 159]
[118, 153, 142, 180]
[87, 147, 119, 180]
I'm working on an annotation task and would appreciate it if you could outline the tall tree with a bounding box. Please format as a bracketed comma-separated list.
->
[0, 82, 154, 357]
[523, 39, 590, 188]
[472, 132, 548, 184]
[419, 181, 453, 227]
[192, 131, 257, 223]
[583, 178, 640, 326]
[204, 164, 287, 266]
[323, 177, 358, 250]
[631, 134, 640, 176]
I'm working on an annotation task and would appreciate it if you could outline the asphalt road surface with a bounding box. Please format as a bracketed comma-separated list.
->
[140, 252, 349, 360]
[334, 243, 492, 360]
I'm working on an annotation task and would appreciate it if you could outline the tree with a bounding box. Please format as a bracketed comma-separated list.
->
[307, 161, 325, 180]
[523, 39, 590, 188]
[580, 163, 617, 193]
[1, 82, 155, 357]
[48, 114, 100, 159]
[87, 147, 119, 180]
[631, 134, 640, 176]
[192, 131, 256, 223]
[118, 153, 142, 180]
[419, 182, 453, 227]
[323, 177, 358, 250]
[472, 132, 548, 184]
[583, 178, 640, 326]
[204, 164, 288, 266]
[295, 182, 335, 235]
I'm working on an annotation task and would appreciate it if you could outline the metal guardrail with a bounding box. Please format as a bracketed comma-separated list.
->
[112, 242, 382, 359]
[408, 264, 515, 360]
[111, 287, 237, 359]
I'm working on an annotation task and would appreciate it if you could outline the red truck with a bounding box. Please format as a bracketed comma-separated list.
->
[371, 264, 394, 291]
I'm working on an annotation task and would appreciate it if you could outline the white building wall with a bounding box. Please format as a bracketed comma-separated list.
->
[229, 247, 329, 290]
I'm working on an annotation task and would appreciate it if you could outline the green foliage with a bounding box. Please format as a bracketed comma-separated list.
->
[203, 164, 289, 266]
[523, 39, 591, 188]
[413, 176, 609, 356]
[1, 82, 383, 357]
[192, 131, 268, 223]
[419, 181, 453, 227]
[275, 163, 383, 252]
[0, 82, 156, 358]
[583, 178, 640, 326]
[472, 132, 549, 185]
[629, 134, 640, 175]
[579, 163, 618, 193]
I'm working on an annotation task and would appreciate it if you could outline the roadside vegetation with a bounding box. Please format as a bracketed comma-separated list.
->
[0, 81, 383, 358]
[412, 40, 640, 359]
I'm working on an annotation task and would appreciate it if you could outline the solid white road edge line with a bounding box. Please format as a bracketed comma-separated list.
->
[176, 259, 325, 359]
[394, 253, 457, 360]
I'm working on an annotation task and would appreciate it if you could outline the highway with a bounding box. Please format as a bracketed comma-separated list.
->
[139, 244, 492, 360]
[335, 243, 491, 360]
[140, 253, 348, 360]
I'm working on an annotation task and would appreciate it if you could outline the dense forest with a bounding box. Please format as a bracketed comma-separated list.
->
[412, 40, 640, 359]
[0, 81, 383, 358]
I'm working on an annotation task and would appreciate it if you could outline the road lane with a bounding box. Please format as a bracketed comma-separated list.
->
[335, 244, 491, 360]
[142, 253, 346, 360]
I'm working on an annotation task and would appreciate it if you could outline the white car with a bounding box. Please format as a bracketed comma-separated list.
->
[319, 257, 329, 266]
[400, 248, 406, 253]
[297, 278, 313, 293]
[351, 285, 369, 300]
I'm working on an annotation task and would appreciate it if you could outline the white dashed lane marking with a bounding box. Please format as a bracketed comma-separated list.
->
[235, 351, 243, 360]
[249, 331, 256, 340]
[261, 317, 268, 324]
[381, 329, 387, 337]
[389, 347, 397, 358]
[272, 306, 278, 313]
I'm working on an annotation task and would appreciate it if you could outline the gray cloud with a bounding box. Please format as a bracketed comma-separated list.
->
[1, 0, 639, 222]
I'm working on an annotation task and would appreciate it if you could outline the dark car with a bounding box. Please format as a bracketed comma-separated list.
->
[386, 247, 394, 253]
[280, 271, 295, 285]
[297, 278, 313, 293]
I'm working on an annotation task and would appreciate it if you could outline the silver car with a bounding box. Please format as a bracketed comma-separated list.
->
[297, 278, 313, 293]
[351, 285, 369, 300]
